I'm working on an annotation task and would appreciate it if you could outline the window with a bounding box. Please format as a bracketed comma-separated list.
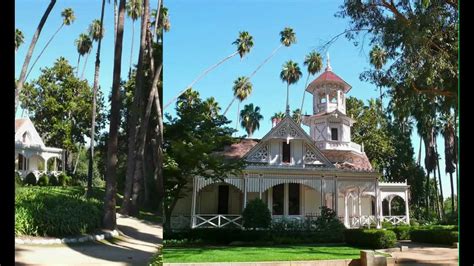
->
[272, 184, 284, 215]
[18, 154, 24, 170]
[282, 142, 291, 163]
[331, 128, 338, 141]
[218, 185, 229, 214]
[288, 184, 300, 215]
[22, 132, 27, 143]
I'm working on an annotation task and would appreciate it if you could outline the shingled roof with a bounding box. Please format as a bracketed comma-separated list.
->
[321, 150, 373, 171]
[217, 139, 259, 159]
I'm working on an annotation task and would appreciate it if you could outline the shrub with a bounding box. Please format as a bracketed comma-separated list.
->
[15, 171, 23, 187]
[314, 206, 345, 233]
[48, 174, 59, 186]
[37, 174, 49, 186]
[242, 198, 271, 229]
[410, 227, 458, 245]
[344, 229, 397, 249]
[23, 172, 37, 186]
[15, 187, 103, 237]
[389, 225, 411, 240]
[57, 173, 72, 186]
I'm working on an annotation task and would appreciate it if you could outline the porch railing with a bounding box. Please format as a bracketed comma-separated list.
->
[381, 215, 408, 225]
[350, 215, 376, 228]
[192, 214, 243, 229]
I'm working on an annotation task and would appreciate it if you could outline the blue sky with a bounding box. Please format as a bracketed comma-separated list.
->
[15, 0, 457, 198]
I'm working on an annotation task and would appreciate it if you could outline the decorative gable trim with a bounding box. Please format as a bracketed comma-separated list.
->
[246, 143, 269, 163]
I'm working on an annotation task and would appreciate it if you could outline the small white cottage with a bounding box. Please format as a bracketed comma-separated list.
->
[15, 118, 64, 178]
[170, 57, 410, 229]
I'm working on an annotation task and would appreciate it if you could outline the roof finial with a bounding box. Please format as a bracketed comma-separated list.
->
[325, 52, 332, 72]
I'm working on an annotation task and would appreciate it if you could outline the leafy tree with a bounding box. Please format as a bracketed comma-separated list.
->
[15, 29, 25, 53]
[20, 57, 105, 156]
[242, 198, 271, 230]
[240, 103, 263, 138]
[163, 89, 243, 231]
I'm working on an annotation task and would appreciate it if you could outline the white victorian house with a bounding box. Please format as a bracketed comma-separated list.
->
[170, 58, 410, 230]
[15, 118, 65, 179]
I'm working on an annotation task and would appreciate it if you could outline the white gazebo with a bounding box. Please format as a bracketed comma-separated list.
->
[15, 118, 65, 179]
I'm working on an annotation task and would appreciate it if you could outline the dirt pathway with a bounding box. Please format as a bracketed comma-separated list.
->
[15, 214, 162, 266]
[389, 241, 458, 265]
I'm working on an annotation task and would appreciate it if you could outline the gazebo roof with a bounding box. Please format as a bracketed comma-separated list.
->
[307, 70, 352, 93]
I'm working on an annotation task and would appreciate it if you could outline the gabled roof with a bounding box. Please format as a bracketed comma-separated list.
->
[321, 149, 373, 171]
[307, 70, 351, 93]
[15, 119, 28, 132]
[217, 139, 259, 159]
[15, 118, 45, 147]
[243, 114, 334, 167]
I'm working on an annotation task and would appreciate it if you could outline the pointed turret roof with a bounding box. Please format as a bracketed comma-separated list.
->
[306, 53, 352, 93]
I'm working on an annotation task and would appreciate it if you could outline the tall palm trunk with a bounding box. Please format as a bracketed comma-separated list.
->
[25, 23, 64, 80]
[16, 0, 57, 115]
[299, 74, 311, 121]
[129, 20, 135, 77]
[103, 0, 126, 230]
[153, 0, 162, 42]
[114, 0, 118, 44]
[433, 168, 441, 220]
[418, 136, 422, 165]
[235, 101, 241, 134]
[76, 55, 81, 77]
[435, 140, 445, 219]
[164, 51, 239, 110]
[122, 0, 149, 215]
[223, 44, 283, 116]
[285, 82, 290, 115]
[449, 172, 455, 212]
[81, 46, 93, 80]
[86, 0, 106, 198]
[73, 145, 82, 174]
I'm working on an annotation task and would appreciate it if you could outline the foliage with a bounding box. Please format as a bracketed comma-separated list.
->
[410, 227, 458, 245]
[72, 145, 104, 187]
[23, 173, 37, 186]
[314, 206, 345, 233]
[15, 171, 23, 187]
[163, 89, 244, 230]
[48, 173, 59, 186]
[344, 229, 397, 249]
[388, 225, 411, 240]
[149, 246, 163, 266]
[242, 198, 271, 229]
[15, 187, 103, 237]
[15, 28, 25, 51]
[57, 172, 72, 186]
[233, 31, 254, 58]
[19, 57, 105, 152]
[37, 174, 49, 186]
[240, 103, 263, 138]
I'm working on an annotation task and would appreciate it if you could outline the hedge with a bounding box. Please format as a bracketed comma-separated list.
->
[410, 227, 458, 245]
[15, 187, 103, 237]
[388, 226, 411, 240]
[344, 229, 397, 249]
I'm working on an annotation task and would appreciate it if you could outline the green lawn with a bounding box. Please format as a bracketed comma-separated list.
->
[163, 245, 361, 263]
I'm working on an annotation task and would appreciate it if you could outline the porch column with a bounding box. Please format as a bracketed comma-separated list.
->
[335, 177, 338, 216]
[53, 157, 57, 171]
[320, 177, 324, 214]
[243, 177, 248, 209]
[358, 187, 362, 217]
[388, 196, 392, 216]
[405, 189, 410, 224]
[284, 183, 289, 216]
[375, 180, 381, 229]
[44, 157, 48, 172]
[62, 150, 66, 172]
[190, 176, 197, 228]
[344, 192, 349, 227]
[259, 178, 262, 199]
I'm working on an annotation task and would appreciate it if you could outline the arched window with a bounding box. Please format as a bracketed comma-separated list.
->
[22, 132, 28, 143]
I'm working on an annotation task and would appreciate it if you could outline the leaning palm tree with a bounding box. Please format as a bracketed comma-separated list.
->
[15, 29, 25, 53]
[81, 19, 105, 79]
[164, 31, 254, 110]
[223, 27, 296, 116]
[240, 103, 263, 138]
[126, 0, 143, 76]
[75, 33, 92, 77]
[16, 0, 57, 115]
[299, 51, 323, 122]
[86, 2, 106, 198]
[280, 60, 302, 115]
[204, 97, 221, 118]
[25, 8, 75, 80]
[232, 76, 253, 133]
[369, 45, 387, 110]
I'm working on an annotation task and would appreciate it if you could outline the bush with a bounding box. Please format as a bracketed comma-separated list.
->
[410, 227, 458, 245]
[15, 187, 103, 237]
[57, 173, 72, 186]
[37, 174, 49, 186]
[48, 174, 59, 186]
[344, 229, 397, 249]
[242, 198, 271, 229]
[15, 171, 23, 187]
[23, 172, 37, 186]
[388, 225, 411, 240]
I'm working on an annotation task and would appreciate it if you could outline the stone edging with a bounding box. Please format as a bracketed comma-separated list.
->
[15, 230, 120, 245]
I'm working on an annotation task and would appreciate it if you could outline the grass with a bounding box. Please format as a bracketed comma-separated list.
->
[163, 244, 361, 263]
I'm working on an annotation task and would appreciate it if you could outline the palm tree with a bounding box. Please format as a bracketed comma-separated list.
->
[204, 97, 221, 118]
[292, 108, 302, 122]
[86, 0, 106, 198]
[240, 104, 263, 138]
[126, 0, 143, 77]
[15, 29, 25, 53]
[299, 51, 323, 122]
[232, 76, 253, 133]
[104, 0, 126, 229]
[441, 114, 456, 213]
[280, 60, 302, 115]
[369, 45, 387, 111]
[164, 31, 254, 110]
[74, 33, 92, 77]
[81, 20, 105, 79]
[271, 111, 285, 127]
[223, 27, 296, 116]
[25, 8, 75, 80]
[16, 0, 57, 115]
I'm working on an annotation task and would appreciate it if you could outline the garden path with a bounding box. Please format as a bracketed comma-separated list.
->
[15, 213, 162, 265]
[389, 241, 458, 265]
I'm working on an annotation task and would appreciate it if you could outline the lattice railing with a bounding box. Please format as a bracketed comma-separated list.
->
[192, 215, 243, 229]
[381, 216, 408, 225]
